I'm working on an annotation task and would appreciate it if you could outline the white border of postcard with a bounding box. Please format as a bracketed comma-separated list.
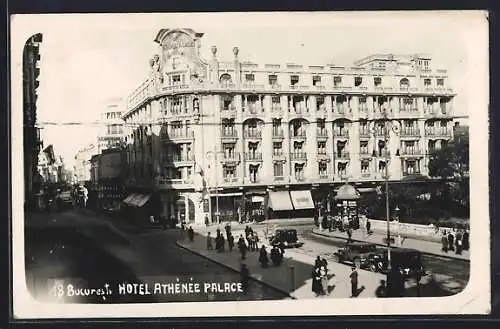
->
[10, 11, 490, 318]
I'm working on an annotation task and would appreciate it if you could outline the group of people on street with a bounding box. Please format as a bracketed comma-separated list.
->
[441, 229, 469, 255]
[312, 256, 330, 296]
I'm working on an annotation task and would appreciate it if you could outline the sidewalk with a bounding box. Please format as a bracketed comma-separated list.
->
[178, 228, 386, 299]
[311, 228, 469, 261]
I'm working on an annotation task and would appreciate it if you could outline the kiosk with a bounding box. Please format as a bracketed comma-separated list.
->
[334, 183, 361, 230]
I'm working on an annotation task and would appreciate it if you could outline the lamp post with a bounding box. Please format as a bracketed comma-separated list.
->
[395, 205, 401, 246]
[206, 151, 221, 224]
[372, 105, 400, 270]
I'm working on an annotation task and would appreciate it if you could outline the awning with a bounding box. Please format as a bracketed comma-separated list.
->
[252, 196, 265, 203]
[290, 190, 315, 210]
[136, 194, 151, 207]
[268, 191, 294, 211]
[357, 187, 376, 193]
[123, 194, 137, 205]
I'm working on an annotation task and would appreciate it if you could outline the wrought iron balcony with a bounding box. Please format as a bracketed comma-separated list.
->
[400, 148, 423, 156]
[400, 128, 421, 137]
[290, 152, 307, 160]
[244, 152, 263, 161]
[221, 153, 241, 162]
[334, 130, 350, 138]
[272, 130, 284, 138]
[425, 128, 451, 137]
[335, 152, 350, 160]
[243, 130, 262, 138]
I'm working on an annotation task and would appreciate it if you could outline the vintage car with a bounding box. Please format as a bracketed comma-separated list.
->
[269, 228, 304, 248]
[367, 247, 426, 279]
[332, 242, 379, 269]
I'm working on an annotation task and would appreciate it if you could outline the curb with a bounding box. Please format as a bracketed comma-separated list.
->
[310, 231, 470, 262]
[175, 240, 296, 299]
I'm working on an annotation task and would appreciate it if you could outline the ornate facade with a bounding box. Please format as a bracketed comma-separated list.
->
[122, 28, 456, 225]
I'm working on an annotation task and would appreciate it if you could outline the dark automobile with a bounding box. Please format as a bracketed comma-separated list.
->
[367, 247, 426, 279]
[333, 242, 379, 269]
[269, 229, 304, 248]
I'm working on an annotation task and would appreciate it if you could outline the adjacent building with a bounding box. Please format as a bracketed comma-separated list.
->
[89, 148, 125, 212]
[98, 98, 125, 153]
[74, 144, 97, 183]
[23, 33, 43, 210]
[122, 28, 457, 226]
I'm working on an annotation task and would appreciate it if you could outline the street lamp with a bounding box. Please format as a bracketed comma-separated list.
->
[206, 151, 221, 224]
[372, 105, 400, 270]
[394, 205, 401, 246]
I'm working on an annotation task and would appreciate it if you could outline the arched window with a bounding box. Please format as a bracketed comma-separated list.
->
[219, 73, 232, 87]
[400, 78, 410, 88]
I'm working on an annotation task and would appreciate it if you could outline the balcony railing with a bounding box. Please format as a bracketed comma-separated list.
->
[361, 172, 372, 178]
[244, 152, 263, 161]
[243, 130, 262, 138]
[272, 130, 284, 138]
[403, 170, 422, 176]
[163, 154, 195, 163]
[335, 152, 350, 160]
[400, 128, 421, 137]
[221, 153, 241, 162]
[359, 150, 371, 157]
[317, 130, 328, 138]
[425, 128, 451, 137]
[165, 130, 195, 139]
[374, 149, 391, 157]
[290, 152, 307, 160]
[400, 148, 423, 156]
[274, 176, 285, 182]
[243, 105, 263, 115]
[334, 130, 350, 138]
[221, 130, 238, 138]
[359, 129, 371, 138]
[273, 152, 286, 159]
[318, 174, 330, 180]
[290, 131, 307, 138]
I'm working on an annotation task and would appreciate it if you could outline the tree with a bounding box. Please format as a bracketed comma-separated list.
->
[428, 138, 470, 216]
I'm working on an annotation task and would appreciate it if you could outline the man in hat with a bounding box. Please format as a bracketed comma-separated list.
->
[349, 265, 359, 297]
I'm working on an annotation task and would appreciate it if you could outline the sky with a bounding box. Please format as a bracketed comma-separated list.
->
[13, 11, 487, 168]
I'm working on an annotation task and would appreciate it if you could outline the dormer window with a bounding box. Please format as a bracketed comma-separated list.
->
[245, 73, 255, 82]
[400, 78, 410, 89]
[334, 76, 342, 86]
[172, 75, 181, 84]
[268, 74, 278, 85]
[290, 75, 299, 85]
[424, 78, 432, 86]
[313, 75, 321, 86]
[437, 78, 444, 86]
[354, 77, 363, 87]
[374, 77, 382, 86]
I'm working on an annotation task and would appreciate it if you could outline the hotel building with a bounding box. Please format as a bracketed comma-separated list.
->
[122, 28, 456, 226]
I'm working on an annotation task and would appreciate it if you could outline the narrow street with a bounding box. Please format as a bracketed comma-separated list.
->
[25, 209, 288, 303]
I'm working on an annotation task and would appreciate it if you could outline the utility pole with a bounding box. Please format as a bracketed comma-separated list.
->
[384, 107, 392, 271]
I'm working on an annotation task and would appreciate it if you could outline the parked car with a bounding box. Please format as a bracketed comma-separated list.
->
[55, 190, 73, 210]
[269, 229, 304, 248]
[333, 242, 380, 269]
[367, 247, 426, 279]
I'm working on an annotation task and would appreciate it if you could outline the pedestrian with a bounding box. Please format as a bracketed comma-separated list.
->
[315, 256, 321, 268]
[206, 232, 213, 250]
[456, 231, 463, 255]
[441, 232, 448, 253]
[259, 245, 269, 268]
[225, 222, 231, 237]
[366, 219, 371, 235]
[349, 265, 358, 297]
[320, 261, 329, 295]
[187, 226, 194, 242]
[347, 228, 353, 242]
[220, 234, 226, 252]
[312, 266, 323, 296]
[270, 246, 282, 266]
[238, 234, 248, 260]
[252, 232, 259, 251]
[447, 231, 455, 251]
[240, 264, 250, 294]
[375, 279, 387, 298]
[228, 233, 235, 252]
[204, 215, 209, 227]
[320, 257, 328, 276]
[462, 229, 470, 251]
